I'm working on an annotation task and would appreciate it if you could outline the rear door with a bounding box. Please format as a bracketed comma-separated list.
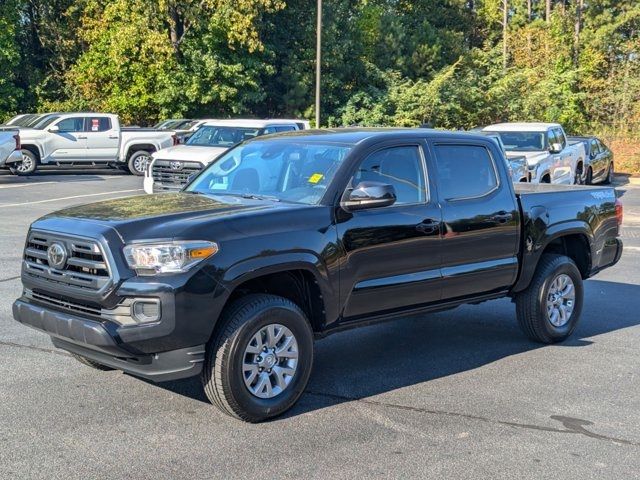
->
[554, 127, 572, 183]
[46, 116, 87, 161]
[337, 141, 442, 319]
[84, 116, 119, 161]
[430, 139, 520, 299]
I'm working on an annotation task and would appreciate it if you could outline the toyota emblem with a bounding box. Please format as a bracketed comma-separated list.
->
[170, 161, 184, 171]
[47, 242, 67, 270]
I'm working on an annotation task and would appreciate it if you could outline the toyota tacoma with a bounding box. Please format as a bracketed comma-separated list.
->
[13, 129, 623, 422]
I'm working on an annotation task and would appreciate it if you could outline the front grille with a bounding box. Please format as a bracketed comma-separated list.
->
[23, 231, 112, 292]
[28, 290, 102, 317]
[151, 160, 203, 191]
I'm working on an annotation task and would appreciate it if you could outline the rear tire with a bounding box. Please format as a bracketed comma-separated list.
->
[515, 254, 584, 344]
[127, 150, 152, 176]
[574, 163, 584, 185]
[202, 294, 314, 422]
[9, 150, 38, 176]
[71, 354, 114, 371]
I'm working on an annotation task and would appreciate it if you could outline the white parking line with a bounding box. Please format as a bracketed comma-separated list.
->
[0, 189, 143, 208]
[0, 182, 56, 189]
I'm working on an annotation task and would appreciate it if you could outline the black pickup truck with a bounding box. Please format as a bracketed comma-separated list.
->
[13, 129, 623, 422]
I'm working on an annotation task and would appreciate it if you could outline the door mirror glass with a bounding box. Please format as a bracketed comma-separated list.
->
[342, 181, 397, 211]
[48, 125, 59, 133]
[549, 142, 563, 154]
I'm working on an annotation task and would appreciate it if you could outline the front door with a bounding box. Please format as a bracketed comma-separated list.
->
[84, 116, 119, 162]
[46, 117, 87, 162]
[429, 140, 520, 300]
[337, 143, 442, 320]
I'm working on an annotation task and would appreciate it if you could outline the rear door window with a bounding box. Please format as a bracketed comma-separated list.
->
[433, 144, 498, 201]
[85, 117, 112, 132]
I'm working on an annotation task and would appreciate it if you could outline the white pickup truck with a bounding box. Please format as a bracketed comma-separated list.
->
[482, 122, 587, 184]
[144, 119, 302, 193]
[11, 113, 177, 175]
[0, 128, 22, 170]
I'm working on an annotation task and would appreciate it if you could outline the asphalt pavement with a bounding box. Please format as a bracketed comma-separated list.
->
[1, 168, 639, 479]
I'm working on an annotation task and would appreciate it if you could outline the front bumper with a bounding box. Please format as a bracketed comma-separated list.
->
[13, 298, 205, 382]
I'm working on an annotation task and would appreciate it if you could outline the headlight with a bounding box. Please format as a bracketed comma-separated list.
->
[124, 241, 218, 275]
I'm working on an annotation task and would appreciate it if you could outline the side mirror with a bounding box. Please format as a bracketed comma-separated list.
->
[549, 142, 563, 154]
[341, 181, 397, 211]
[48, 125, 60, 133]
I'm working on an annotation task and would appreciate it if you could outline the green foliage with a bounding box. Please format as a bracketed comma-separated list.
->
[0, 0, 638, 141]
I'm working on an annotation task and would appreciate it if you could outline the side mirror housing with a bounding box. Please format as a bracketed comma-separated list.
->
[341, 181, 397, 211]
[549, 142, 563, 154]
[48, 125, 60, 133]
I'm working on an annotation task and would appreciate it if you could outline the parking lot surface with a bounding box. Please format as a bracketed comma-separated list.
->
[1, 170, 639, 479]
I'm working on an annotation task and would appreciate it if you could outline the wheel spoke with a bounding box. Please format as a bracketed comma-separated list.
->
[243, 363, 259, 384]
[272, 366, 289, 390]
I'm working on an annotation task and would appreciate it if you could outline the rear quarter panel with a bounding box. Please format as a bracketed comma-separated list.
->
[512, 183, 618, 292]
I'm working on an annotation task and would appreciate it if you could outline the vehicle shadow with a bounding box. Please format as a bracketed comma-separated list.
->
[150, 279, 640, 415]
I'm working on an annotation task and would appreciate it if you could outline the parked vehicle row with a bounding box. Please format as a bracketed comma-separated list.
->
[12, 128, 623, 422]
[143, 119, 304, 193]
[567, 135, 615, 185]
[481, 123, 590, 185]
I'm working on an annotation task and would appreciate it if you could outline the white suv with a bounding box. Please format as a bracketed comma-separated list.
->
[144, 119, 301, 193]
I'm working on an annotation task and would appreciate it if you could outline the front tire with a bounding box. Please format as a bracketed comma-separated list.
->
[603, 163, 614, 184]
[71, 354, 114, 371]
[585, 166, 593, 185]
[515, 254, 584, 344]
[9, 150, 38, 175]
[127, 150, 152, 176]
[202, 294, 314, 422]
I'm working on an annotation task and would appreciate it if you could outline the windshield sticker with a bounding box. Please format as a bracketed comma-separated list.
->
[308, 173, 324, 184]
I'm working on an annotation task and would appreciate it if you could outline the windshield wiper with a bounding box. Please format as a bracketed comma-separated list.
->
[237, 193, 281, 202]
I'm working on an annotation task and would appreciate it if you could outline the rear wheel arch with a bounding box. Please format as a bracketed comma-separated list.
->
[539, 231, 592, 278]
[21, 144, 42, 161]
[125, 143, 157, 160]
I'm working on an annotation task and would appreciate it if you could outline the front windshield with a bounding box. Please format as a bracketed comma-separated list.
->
[490, 131, 546, 151]
[33, 115, 61, 129]
[186, 140, 352, 205]
[186, 126, 263, 147]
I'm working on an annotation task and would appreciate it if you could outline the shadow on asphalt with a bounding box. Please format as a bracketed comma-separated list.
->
[147, 279, 640, 416]
[0, 167, 129, 180]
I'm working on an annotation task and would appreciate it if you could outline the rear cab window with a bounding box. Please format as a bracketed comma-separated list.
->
[85, 117, 112, 132]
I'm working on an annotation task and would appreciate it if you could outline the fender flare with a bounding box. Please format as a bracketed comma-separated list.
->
[512, 220, 593, 292]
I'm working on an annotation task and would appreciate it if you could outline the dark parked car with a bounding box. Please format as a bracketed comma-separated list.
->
[567, 136, 614, 185]
[13, 129, 623, 422]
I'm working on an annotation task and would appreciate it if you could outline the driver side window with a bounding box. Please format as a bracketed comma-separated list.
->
[56, 117, 85, 133]
[353, 146, 427, 205]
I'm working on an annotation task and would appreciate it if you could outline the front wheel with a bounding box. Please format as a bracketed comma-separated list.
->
[127, 150, 152, 176]
[515, 254, 584, 344]
[9, 150, 38, 175]
[202, 294, 314, 422]
[584, 166, 593, 185]
[603, 163, 614, 184]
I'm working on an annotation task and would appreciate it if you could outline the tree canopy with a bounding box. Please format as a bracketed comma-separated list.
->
[1, 0, 639, 137]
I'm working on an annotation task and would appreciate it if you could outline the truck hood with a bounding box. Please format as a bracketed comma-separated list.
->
[37, 193, 291, 242]
[152, 145, 228, 163]
[506, 150, 549, 167]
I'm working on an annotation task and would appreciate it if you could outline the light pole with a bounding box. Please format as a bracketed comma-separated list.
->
[315, 0, 322, 128]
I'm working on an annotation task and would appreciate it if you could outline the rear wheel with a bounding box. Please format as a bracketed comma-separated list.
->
[9, 150, 38, 175]
[202, 294, 314, 422]
[515, 254, 584, 344]
[127, 150, 152, 176]
[540, 174, 551, 184]
[71, 354, 114, 371]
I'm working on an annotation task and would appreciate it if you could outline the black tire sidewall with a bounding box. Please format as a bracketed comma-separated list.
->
[535, 260, 584, 341]
[585, 167, 593, 185]
[222, 303, 313, 420]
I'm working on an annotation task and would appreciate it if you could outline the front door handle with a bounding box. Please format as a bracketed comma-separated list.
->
[416, 220, 439, 235]
[77, 135, 87, 139]
[109, 135, 119, 139]
[491, 211, 513, 224]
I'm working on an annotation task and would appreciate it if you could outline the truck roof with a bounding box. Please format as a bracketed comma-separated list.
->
[483, 122, 562, 132]
[244, 127, 490, 145]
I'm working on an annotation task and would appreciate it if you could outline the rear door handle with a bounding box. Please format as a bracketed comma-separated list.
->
[416, 220, 439, 235]
[491, 211, 513, 224]
[109, 135, 119, 139]
[77, 135, 87, 139]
